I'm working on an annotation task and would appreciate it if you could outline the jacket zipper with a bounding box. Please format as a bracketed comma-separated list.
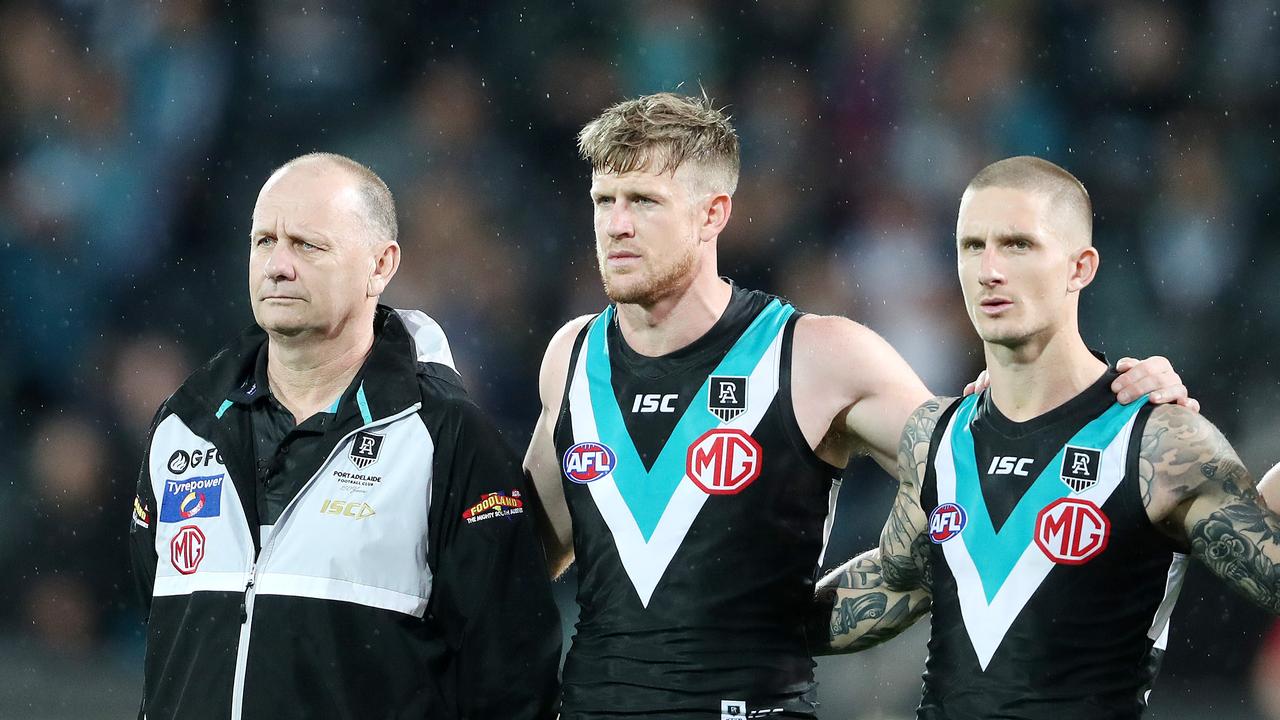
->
[225, 403, 422, 718]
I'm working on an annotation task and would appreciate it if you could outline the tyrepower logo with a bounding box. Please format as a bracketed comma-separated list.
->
[159, 474, 225, 522]
[170, 525, 206, 575]
[562, 442, 616, 484]
[928, 503, 967, 543]
[686, 429, 762, 495]
[1035, 498, 1110, 564]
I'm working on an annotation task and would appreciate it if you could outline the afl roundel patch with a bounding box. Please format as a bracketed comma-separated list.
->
[928, 503, 967, 543]
[562, 442, 617, 484]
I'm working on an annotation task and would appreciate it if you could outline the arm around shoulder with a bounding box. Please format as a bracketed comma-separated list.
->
[791, 315, 931, 473]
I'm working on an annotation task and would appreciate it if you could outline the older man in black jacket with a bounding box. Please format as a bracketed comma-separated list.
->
[129, 152, 560, 720]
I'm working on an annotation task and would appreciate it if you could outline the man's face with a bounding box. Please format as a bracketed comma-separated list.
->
[249, 165, 376, 338]
[956, 186, 1081, 348]
[590, 164, 705, 306]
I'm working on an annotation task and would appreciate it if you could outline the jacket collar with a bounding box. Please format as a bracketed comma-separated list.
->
[168, 305, 422, 425]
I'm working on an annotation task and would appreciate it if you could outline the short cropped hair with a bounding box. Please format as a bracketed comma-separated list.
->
[578, 92, 741, 197]
[276, 152, 398, 246]
[965, 156, 1092, 247]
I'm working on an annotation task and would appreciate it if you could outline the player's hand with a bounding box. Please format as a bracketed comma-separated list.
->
[962, 369, 990, 397]
[1112, 356, 1200, 412]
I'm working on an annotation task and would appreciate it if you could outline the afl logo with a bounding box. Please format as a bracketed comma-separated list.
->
[929, 503, 967, 543]
[562, 442, 617, 484]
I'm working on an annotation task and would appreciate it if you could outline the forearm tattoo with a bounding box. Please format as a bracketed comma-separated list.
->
[823, 551, 932, 652]
[1143, 406, 1280, 614]
[881, 398, 948, 592]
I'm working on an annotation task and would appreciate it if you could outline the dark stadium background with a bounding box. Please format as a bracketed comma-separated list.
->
[1, 1, 1277, 718]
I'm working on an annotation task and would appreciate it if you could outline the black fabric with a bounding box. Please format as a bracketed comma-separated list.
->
[555, 286, 837, 719]
[917, 378, 1181, 720]
[972, 368, 1121, 532]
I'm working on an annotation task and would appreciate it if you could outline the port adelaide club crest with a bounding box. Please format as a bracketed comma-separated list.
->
[708, 375, 747, 422]
[349, 430, 383, 469]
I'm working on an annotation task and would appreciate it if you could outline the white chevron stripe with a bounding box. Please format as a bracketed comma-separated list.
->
[936, 409, 1143, 669]
[568, 327, 786, 607]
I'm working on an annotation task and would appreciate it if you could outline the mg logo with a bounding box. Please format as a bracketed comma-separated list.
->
[1035, 497, 1110, 564]
[928, 502, 967, 543]
[686, 429, 762, 495]
[170, 525, 206, 575]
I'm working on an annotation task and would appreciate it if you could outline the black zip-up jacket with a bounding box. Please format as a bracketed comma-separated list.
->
[129, 307, 561, 720]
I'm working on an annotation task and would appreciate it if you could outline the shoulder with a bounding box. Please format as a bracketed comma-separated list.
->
[793, 314, 895, 379]
[1140, 404, 1246, 518]
[1140, 403, 1228, 467]
[793, 313, 928, 405]
[537, 314, 596, 397]
[543, 314, 596, 361]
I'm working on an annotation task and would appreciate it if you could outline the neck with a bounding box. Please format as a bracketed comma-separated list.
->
[266, 315, 375, 423]
[614, 271, 732, 357]
[983, 322, 1106, 422]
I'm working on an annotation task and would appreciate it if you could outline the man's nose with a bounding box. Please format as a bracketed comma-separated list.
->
[263, 241, 297, 281]
[977, 245, 1005, 287]
[605, 203, 634, 239]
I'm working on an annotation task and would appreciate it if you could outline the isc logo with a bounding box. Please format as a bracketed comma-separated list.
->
[988, 456, 1033, 477]
[928, 503, 967, 543]
[631, 393, 677, 413]
[562, 442, 617, 484]
[1035, 498, 1110, 564]
[320, 499, 376, 520]
[686, 429, 762, 495]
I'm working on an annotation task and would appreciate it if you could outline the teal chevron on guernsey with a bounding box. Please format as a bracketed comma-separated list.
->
[948, 394, 1148, 603]
[583, 300, 794, 540]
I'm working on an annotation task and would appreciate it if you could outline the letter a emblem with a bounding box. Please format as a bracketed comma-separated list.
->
[708, 376, 747, 422]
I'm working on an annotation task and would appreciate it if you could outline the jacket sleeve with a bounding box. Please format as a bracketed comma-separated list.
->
[426, 397, 562, 720]
[129, 408, 167, 619]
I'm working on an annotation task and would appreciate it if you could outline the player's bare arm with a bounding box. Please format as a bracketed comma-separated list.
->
[817, 547, 932, 653]
[524, 314, 594, 579]
[880, 397, 953, 593]
[817, 397, 952, 653]
[790, 314, 932, 472]
[1141, 405, 1280, 614]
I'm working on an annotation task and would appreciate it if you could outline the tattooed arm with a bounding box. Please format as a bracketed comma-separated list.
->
[814, 398, 952, 652]
[880, 397, 952, 593]
[816, 547, 931, 653]
[1141, 405, 1280, 614]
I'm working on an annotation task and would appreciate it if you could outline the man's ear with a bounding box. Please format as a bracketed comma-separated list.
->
[1067, 245, 1099, 293]
[368, 242, 400, 297]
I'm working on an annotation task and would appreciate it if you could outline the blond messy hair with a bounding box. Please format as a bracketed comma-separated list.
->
[578, 92, 741, 197]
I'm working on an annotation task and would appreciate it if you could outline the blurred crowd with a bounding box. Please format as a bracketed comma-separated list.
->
[1, 1, 1277, 717]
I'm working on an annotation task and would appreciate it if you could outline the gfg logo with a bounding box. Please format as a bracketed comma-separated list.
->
[562, 442, 617, 484]
[928, 503, 967, 543]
